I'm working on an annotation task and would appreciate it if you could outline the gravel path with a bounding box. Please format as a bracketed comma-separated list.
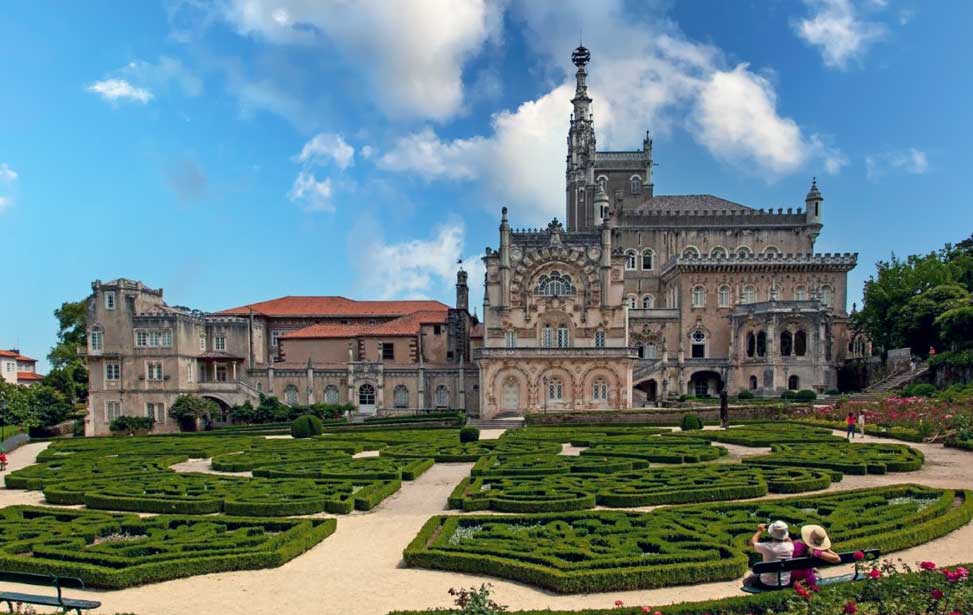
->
[0, 431, 970, 615]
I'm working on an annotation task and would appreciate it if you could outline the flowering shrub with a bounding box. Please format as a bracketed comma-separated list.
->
[779, 559, 973, 615]
[799, 396, 973, 441]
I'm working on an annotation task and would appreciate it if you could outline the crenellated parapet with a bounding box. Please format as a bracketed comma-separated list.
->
[660, 252, 857, 277]
[619, 207, 810, 228]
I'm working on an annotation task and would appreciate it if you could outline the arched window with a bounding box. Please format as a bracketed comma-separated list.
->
[710, 246, 728, 258]
[324, 385, 339, 404]
[542, 326, 553, 348]
[592, 378, 609, 401]
[434, 385, 449, 408]
[794, 286, 808, 301]
[795, 330, 808, 356]
[627, 294, 638, 309]
[749, 375, 759, 390]
[788, 375, 800, 390]
[546, 377, 563, 400]
[556, 325, 570, 348]
[284, 385, 298, 405]
[641, 294, 654, 309]
[747, 332, 756, 358]
[742, 285, 756, 304]
[578, 189, 586, 206]
[256, 382, 263, 392]
[641, 249, 654, 270]
[597, 176, 607, 190]
[682, 246, 700, 259]
[691, 286, 706, 308]
[600, 203, 609, 221]
[625, 250, 637, 270]
[393, 385, 409, 408]
[737, 246, 752, 257]
[780, 330, 793, 356]
[718, 285, 731, 308]
[535, 271, 574, 297]
[691, 330, 706, 358]
[630, 176, 642, 194]
[820, 285, 834, 307]
[764, 246, 780, 256]
[756, 331, 767, 357]
[358, 383, 375, 406]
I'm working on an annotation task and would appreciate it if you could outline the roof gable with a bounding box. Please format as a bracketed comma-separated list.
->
[218, 296, 450, 317]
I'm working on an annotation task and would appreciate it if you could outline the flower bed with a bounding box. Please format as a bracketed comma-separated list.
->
[0, 505, 335, 589]
[405, 485, 973, 593]
[797, 396, 973, 443]
[743, 442, 925, 474]
[448, 464, 834, 512]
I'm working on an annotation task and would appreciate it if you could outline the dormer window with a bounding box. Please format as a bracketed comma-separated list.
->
[105, 291, 116, 310]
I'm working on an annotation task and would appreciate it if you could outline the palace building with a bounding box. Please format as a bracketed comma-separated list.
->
[83, 45, 858, 432]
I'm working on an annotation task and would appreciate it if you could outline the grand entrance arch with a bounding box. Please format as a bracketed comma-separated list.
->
[689, 371, 722, 397]
[633, 379, 658, 407]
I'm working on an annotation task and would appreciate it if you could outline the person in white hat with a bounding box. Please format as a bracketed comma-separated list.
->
[745, 520, 795, 587]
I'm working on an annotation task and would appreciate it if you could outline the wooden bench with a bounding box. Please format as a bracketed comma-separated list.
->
[742, 548, 880, 593]
[0, 571, 101, 614]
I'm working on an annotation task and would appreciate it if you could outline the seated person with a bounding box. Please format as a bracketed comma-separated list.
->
[745, 520, 794, 587]
[790, 524, 841, 586]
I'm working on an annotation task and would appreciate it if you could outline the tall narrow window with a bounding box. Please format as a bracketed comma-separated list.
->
[592, 378, 609, 401]
[794, 286, 808, 301]
[284, 385, 298, 405]
[642, 294, 654, 309]
[542, 326, 553, 348]
[504, 330, 516, 348]
[162, 329, 172, 347]
[644, 342, 658, 359]
[90, 327, 104, 351]
[641, 249, 654, 270]
[434, 385, 449, 408]
[691, 330, 706, 358]
[630, 176, 642, 194]
[381, 343, 395, 361]
[749, 375, 758, 390]
[215, 364, 227, 382]
[358, 384, 376, 406]
[324, 385, 339, 404]
[547, 378, 563, 400]
[187, 361, 194, 382]
[147, 362, 163, 381]
[820, 285, 834, 308]
[742, 286, 756, 304]
[780, 331, 793, 356]
[788, 375, 800, 390]
[747, 332, 756, 357]
[556, 326, 569, 348]
[691, 286, 706, 308]
[718, 285, 731, 308]
[215, 336, 226, 351]
[625, 250, 637, 270]
[756, 331, 767, 357]
[393, 385, 409, 408]
[105, 361, 120, 381]
[795, 330, 808, 356]
[199, 335, 206, 351]
[149, 331, 161, 347]
[105, 291, 116, 310]
[105, 401, 122, 421]
[627, 295, 638, 309]
[594, 331, 605, 348]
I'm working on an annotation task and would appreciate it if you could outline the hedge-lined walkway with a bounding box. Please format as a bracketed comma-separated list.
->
[0, 430, 971, 615]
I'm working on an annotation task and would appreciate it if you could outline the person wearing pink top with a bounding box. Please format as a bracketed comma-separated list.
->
[790, 525, 841, 586]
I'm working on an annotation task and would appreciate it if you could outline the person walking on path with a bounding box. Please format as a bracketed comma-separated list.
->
[857, 411, 866, 438]
[846, 412, 857, 441]
[0, 449, 7, 472]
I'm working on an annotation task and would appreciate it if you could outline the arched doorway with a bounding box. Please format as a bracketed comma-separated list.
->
[501, 376, 520, 412]
[200, 395, 231, 430]
[633, 379, 658, 407]
[358, 383, 377, 415]
[689, 371, 722, 398]
[788, 375, 800, 390]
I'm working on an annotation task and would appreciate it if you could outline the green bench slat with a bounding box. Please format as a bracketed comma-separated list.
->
[0, 591, 101, 609]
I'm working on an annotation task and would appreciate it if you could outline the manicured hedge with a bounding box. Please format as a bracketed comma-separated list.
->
[500, 426, 673, 445]
[43, 472, 401, 515]
[4, 454, 188, 490]
[381, 439, 560, 462]
[406, 485, 973, 593]
[470, 454, 648, 477]
[0, 505, 336, 589]
[743, 442, 925, 475]
[787, 419, 925, 443]
[674, 423, 846, 447]
[579, 442, 727, 464]
[448, 464, 835, 512]
[254, 456, 434, 481]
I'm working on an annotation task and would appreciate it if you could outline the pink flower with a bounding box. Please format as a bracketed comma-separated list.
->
[843, 601, 858, 614]
[852, 550, 866, 561]
[614, 600, 624, 608]
[794, 582, 811, 599]
[641, 607, 651, 613]
[868, 569, 882, 579]
[930, 589, 944, 600]
[956, 566, 969, 579]
[920, 561, 937, 571]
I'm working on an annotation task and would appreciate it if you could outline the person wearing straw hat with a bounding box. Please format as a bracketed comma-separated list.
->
[745, 520, 795, 587]
[790, 524, 841, 586]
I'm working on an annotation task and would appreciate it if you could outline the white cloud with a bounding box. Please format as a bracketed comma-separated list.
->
[359, 145, 374, 160]
[354, 222, 484, 308]
[792, 0, 887, 69]
[0, 163, 16, 183]
[123, 56, 203, 97]
[0, 196, 10, 213]
[378, 128, 487, 181]
[865, 148, 928, 181]
[288, 171, 333, 212]
[86, 79, 154, 104]
[218, 0, 502, 121]
[295, 133, 355, 170]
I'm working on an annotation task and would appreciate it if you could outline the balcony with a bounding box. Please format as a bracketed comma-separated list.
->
[628, 308, 680, 320]
[475, 347, 638, 360]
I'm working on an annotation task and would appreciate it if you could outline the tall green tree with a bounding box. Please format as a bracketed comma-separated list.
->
[45, 299, 89, 404]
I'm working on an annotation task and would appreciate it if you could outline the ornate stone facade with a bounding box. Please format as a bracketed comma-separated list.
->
[476, 46, 857, 418]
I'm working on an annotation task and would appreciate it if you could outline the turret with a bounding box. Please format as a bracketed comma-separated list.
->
[593, 182, 610, 224]
[455, 268, 469, 313]
[499, 207, 510, 307]
[805, 177, 823, 224]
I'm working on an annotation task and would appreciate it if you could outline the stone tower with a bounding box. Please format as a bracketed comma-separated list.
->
[565, 44, 595, 232]
[805, 177, 824, 246]
[455, 268, 469, 313]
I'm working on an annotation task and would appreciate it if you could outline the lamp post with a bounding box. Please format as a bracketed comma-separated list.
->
[542, 376, 548, 414]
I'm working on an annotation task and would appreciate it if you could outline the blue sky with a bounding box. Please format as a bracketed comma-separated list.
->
[1, 0, 969, 372]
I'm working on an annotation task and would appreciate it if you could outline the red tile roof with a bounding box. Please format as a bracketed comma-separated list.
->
[1, 349, 36, 362]
[17, 372, 44, 382]
[282, 310, 448, 340]
[218, 296, 450, 317]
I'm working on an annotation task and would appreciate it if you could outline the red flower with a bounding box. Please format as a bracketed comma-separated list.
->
[930, 589, 944, 600]
[843, 601, 858, 614]
[794, 582, 811, 599]
[868, 569, 882, 579]
[641, 607, 651, 613]
[614, 600, 624, 608]
[920, 561, 937, 571]
[852, 550, 866, 561]
[956, 566, 969, 579]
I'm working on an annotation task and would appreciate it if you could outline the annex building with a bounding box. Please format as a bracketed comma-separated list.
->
[83, 46, 860, 433]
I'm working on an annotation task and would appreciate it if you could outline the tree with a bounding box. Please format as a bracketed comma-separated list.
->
[935, 305, 973, 348]
[895, 284, 970, 355]
[0, 382, 72, 429]
[46, 299, 89, 404]
[168, 395, 219, 431]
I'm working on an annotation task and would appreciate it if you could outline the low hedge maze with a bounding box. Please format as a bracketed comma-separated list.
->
[0, 505, 335, 589]
[407, 485, 973, 593]
[743, 442, 925, 474]
[579, 442, 727, 464]
[673, 423, 846, 447]
[449, 463, 836, 512]
[380, 439, 561, 462]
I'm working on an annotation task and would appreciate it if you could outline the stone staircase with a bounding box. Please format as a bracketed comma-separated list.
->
[843, 363, 929, 401]
[469, 414, 526, 430]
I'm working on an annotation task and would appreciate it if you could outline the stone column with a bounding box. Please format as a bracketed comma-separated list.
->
[457, 356, 466, 413]
[268, 365, 275, 395]
[306, 361, 315, 405]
